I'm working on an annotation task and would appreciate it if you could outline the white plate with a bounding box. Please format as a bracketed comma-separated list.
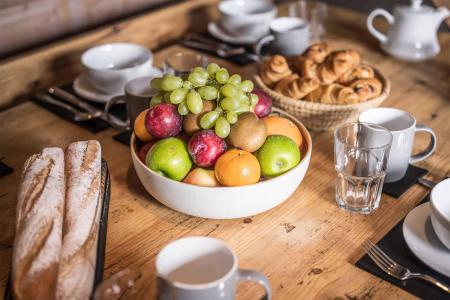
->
[73, 67, 163, 103]
[403, 202, 450, 277]
[207, 22, 259, 46]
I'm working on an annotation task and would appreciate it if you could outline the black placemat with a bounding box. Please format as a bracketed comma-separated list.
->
[0, 161, 13, 178]
[356, 194, 450, 299]
[383, 165, 428, 198]
[33, 83, 126, 134]
[113, 130, 132, 146]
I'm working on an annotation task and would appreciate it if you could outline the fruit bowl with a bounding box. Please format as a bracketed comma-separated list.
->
[131, 108, 312, 219]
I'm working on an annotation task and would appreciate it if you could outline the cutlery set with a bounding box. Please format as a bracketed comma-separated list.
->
[181, 34, 260, 61]
[35, 86, 122, 126]
[363, 240, 449, 293]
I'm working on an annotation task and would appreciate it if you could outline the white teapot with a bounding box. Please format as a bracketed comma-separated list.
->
[367, 0, 449, 62]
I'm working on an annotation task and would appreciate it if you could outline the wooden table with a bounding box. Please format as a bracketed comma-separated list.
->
[1, 5, 449, 300]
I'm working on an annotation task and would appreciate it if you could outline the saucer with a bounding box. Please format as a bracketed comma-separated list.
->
[73, 67, 163, 103]
[207, 22, 259, 46]
[403, 202, 450, 277]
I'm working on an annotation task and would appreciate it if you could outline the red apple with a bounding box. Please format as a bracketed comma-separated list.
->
[138, 142, 155, 163]
[252, 89, 272, 118]
[183, 168, 220, 187]
[145, 103, 182, 138]
[188, 130, 227, 168]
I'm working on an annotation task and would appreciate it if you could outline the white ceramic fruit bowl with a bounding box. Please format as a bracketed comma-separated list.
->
[130, 108, 312, 219]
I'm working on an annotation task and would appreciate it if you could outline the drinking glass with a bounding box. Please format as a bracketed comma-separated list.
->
[288, 0, 327, 42]
[163, 52, 208, 77]
[334, 123, 393, 214]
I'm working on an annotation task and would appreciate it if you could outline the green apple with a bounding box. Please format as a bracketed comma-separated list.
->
[256, 135, 300, 177]
[146, 137, 192, 181]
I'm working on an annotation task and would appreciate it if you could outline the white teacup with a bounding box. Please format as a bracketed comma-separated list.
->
[254, 17, 310, 57]
[430, 178, 450, 249]
[81, 43, 153, 95]
[218, 0, 277, 37]
[359, 108, 437, 183]
[156, 236, 271, 300]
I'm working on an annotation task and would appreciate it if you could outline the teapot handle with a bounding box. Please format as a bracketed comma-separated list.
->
[367, 8, 394, 44]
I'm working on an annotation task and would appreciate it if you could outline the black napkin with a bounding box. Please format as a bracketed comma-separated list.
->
[33, 83, 126, 134]
[356, 194, 450, 299]
[113, 130, 132, 146]
[0, 161, 13, 178]
[383, 165, 428, 198]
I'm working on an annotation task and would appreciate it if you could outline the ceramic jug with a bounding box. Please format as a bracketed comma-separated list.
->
[367, 0, 449, 62]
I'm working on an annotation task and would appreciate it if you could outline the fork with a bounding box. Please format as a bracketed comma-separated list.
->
[363, 240, 449, 293]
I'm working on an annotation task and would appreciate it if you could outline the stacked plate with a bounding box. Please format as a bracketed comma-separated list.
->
[403, 179, 450, 277]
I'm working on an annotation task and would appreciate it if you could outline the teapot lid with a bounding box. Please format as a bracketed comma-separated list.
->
[397, 0, 434, 14]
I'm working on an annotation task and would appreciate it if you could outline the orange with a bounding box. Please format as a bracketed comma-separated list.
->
[214, 149, 261, 186]
[262, 116, 303, 147]
[134, 109, 154, 142]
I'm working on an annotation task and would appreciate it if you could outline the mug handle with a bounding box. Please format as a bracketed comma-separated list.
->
[366, 8, 394, 44]
[410, 125, 437, 163]
[254, 35, 275, 57]
[238, 269, 271, 300]
[104, 95, 130, 130]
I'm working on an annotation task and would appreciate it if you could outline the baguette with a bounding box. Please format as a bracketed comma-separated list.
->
[57, 140, 102, 300]
[12, 147, 65, 300]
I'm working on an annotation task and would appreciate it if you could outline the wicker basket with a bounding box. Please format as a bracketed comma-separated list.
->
[254, 67, 390, 131]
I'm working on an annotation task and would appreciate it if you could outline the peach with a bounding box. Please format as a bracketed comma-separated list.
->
[183, 168, 220, 187]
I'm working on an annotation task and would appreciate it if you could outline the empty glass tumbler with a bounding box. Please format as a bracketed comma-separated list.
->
[288, 0, 327, 42]
[334, 123, 393, 214]
[163, 52, 208, 77]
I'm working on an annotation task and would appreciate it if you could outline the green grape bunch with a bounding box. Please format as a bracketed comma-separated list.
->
[149, 63, 258, 138]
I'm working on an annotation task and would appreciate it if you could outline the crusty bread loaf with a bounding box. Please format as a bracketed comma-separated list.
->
[56, 140, 102, 300]
[12, 147, 65, 300]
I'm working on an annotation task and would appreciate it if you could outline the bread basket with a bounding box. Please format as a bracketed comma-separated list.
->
[254, 67, 390, 131]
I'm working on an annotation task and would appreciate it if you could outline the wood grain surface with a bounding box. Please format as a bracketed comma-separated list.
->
[0, 5, 449, 300]
[0, 0, 220, 110]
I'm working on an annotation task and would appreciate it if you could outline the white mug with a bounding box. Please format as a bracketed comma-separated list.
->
[359, 108, 437, 183]
[254, 17, 310, 57]
[156, 236, 271, 300]
[81, 43, 153, 95]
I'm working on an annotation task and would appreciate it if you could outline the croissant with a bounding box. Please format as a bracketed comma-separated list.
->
[260, 55, 292, 87]
[337, 65, 374, 85]
[305, 84, 359, 104]
[275, 74, 299, 95]
[301, 42, 331, 64]
[298, 57, 318, 79]
[302, 49, 361, 85]
[350, 78, 383, 102]
[321, 50, 362, 83]
[275, 74, 320, 99]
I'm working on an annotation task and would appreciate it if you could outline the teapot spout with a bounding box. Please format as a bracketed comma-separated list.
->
[435, 7, 450, 29]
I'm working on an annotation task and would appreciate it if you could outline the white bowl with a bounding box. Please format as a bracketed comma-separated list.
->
[218, 0, 277, 38]
[130, 109, 312, 219]
[430, 178, 450, 249]
[81, 43, 153, 94]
